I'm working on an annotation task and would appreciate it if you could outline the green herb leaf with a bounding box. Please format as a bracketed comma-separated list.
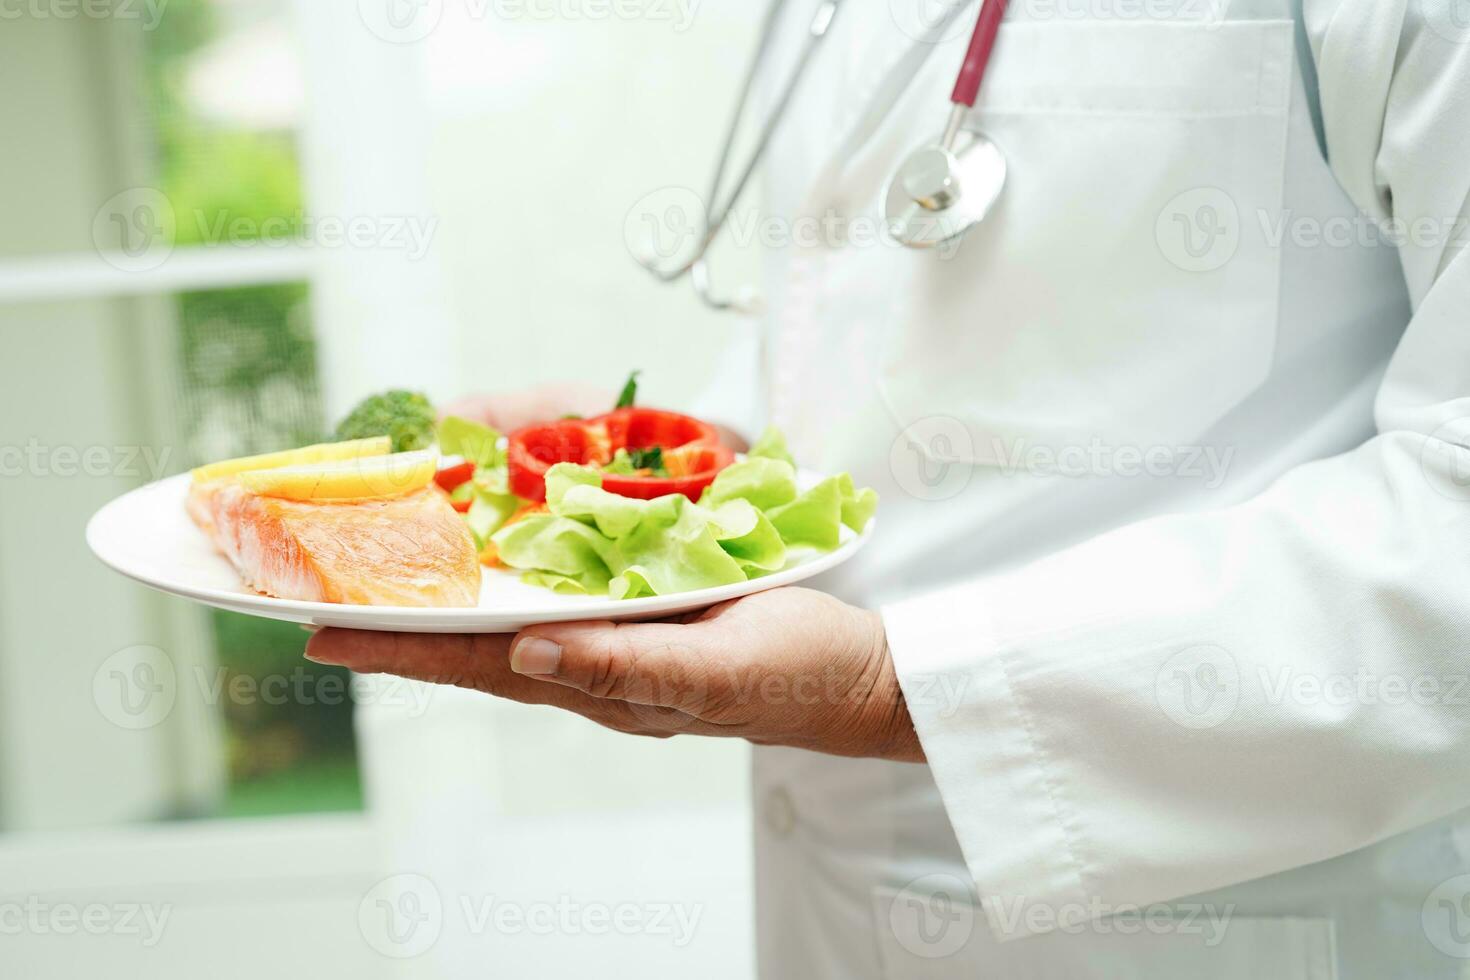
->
[627, 446, 665, 474]
[614, 370, 640, 410]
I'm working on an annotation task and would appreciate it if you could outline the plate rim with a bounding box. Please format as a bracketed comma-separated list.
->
[85, 472, 874, 630]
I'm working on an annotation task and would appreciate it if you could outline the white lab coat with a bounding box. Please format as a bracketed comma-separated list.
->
[742, 0, 1470, 977]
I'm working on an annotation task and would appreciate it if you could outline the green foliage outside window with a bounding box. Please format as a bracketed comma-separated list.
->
[146, 0, 362, 818]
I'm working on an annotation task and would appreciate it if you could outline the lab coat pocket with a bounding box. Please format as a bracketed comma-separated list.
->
[874, 20, 1295, 467]
[871, 884, 1338, 980]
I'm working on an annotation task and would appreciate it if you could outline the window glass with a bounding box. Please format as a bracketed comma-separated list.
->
[172, 282, 363, 820]
[148, 0, 305, 250]
[146, 0, 363, 820]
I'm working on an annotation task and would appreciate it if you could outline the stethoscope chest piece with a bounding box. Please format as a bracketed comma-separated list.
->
[883, 0, 1011, 251]
[883, 128, 1006, 249]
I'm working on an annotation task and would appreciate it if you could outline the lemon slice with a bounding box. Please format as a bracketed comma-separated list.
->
[238, 451, 437, 501]
[192, 437, 392, 484]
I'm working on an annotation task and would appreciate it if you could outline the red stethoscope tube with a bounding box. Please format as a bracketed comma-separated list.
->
[951, 0, 1010, 108]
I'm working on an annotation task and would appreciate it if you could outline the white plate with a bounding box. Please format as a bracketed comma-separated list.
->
[86, 473, 873, 633]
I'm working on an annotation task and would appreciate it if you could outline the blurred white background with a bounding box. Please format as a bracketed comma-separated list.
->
[0, 0, 762, 976]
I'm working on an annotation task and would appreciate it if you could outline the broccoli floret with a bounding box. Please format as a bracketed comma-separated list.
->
[335, 390, 437, 452]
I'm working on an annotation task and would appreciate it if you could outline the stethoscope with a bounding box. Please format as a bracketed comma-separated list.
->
[636, 0, 1009, 314]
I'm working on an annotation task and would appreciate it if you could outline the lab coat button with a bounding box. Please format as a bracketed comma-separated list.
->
[764, 786, 798, 837]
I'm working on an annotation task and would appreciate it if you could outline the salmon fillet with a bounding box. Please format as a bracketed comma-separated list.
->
[190, 481, 480, 607]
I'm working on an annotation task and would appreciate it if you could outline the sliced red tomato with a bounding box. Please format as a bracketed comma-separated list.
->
[600, 407, 720, 453]
[600, 442, 734, 500]
[434, 460, 476, 492]
[450, 497, 473, 513]
[507, 407, 732, 502]
[507, 419, 609, 500]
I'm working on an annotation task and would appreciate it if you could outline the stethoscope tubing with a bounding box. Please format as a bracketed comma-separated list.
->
[952, 0, 1008, 108]
[640, 0, 843, 288]
[641, 0, 1005, 311]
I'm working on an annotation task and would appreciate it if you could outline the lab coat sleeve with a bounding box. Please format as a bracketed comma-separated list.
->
[881, 4, 1470, 940]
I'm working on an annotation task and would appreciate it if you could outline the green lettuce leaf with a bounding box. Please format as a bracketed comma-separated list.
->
[837, 473, 880, 533]
[490, 428, 874, 599]
[438, 415, 503, 468]
[465, 487, 521, 548]
[606, 496, 747, 599]
[519, 570, 579, 593]
[706, 499, 787, 572]
[520, 569, 609, 595]
[437, 415, 523, 547]
[491, 514, 619, 587]
[767, 474, 878, 549]
[747, 426, 796, 467]
[543, 462, 602, 510]
[601, 449, 638, 476]
[556, 483, 651, 539]
[702, 457, 798, 511]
